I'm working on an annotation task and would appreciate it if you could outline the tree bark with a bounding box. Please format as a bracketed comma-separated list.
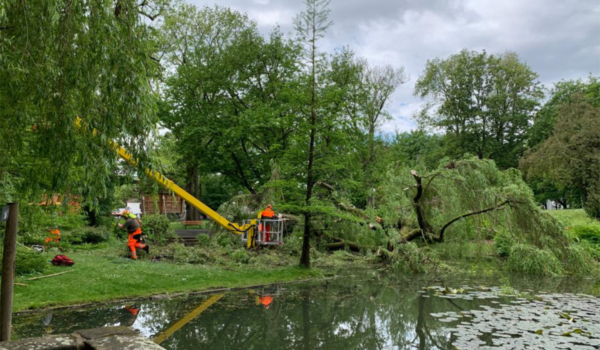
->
[1, 203, 18, 341]
[437, 200, 510, 242]
[300, 16, 318, 269]
[411, 170, 434, 237]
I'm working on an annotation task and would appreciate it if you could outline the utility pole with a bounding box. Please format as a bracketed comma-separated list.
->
[0, 203, 19, 342]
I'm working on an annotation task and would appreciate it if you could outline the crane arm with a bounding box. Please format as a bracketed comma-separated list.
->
[74, 118, 253, 236]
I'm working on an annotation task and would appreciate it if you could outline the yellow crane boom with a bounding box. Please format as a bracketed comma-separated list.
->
[74, 118, 257, 247]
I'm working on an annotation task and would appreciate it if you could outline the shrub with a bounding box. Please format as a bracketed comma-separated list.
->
[390, 243, 440, 274]
[507, 244, 563, 276]
[162, 243, 192, 263]
[14, 246, 47, 276]
[494, 231, 515, 258]
[142, 214, 174, 243]
[215, 233, 238, 248]
[196, 234, 211, 247]
[565, 244, 596, 274]
[230, 249, 250, 264]
[62, 227, 111, 245]
[578, 241, 600, 261]
[570, 224, 600, 245]
[79, 227, 111, 244]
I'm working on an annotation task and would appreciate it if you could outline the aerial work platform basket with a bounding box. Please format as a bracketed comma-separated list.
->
[241, 218, 286, 246]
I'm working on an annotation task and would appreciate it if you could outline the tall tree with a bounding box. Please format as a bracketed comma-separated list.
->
[523, 76, 600, 209]
[160, 4, 301, 201]
[332, 52, 405, 205]
[415, 50, 542, 168]
[521, 94, 600, 219]
[528, 76, 600, 147]
[294, 0, 332, 268]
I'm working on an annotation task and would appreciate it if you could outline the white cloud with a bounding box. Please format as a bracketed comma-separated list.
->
[186, 0, 600, 132]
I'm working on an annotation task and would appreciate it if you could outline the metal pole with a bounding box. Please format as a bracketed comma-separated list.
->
[0, 203, 18, 341]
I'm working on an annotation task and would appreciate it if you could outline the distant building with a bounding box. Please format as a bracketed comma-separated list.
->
[141, 191, 185, 217]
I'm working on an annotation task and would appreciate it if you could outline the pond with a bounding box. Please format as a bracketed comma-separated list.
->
[12, 269, 600, 349]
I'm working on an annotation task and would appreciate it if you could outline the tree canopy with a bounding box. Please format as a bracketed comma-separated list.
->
[415, 49, 543, 169]
[0, 0, 164, 206]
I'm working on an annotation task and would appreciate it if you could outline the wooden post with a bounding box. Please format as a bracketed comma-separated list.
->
[0, 203, 18, 342]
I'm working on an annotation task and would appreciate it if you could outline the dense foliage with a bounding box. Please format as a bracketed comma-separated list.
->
[1, 0, 597, 275]
[0, 0, 164, 221]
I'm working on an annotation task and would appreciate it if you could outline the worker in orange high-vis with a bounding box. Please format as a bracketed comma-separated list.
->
[120, 305, 140, 327]
[256, 295, 273, 309]
[113, 210, 148, 260]
[258, 204, 277, 242]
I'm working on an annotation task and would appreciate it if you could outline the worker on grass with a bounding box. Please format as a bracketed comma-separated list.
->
[258, 204, 277, 242]
[113, 210, 148, 260]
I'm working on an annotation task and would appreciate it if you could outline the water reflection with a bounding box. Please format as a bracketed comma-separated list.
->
[12, 271, 600, 349]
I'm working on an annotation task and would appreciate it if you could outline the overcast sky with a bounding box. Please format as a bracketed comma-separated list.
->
[185, 0, 600, 132]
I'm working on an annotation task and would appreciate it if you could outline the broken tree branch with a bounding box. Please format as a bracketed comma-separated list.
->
[26, 270, 73, 281]
[437, 200, 512, 242]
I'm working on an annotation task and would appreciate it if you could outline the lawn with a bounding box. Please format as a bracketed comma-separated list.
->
[546, 209, 600, 228]
[12, 249, 319, 312]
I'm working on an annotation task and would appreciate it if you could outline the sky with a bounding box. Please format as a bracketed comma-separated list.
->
[185, 0, 600, 133]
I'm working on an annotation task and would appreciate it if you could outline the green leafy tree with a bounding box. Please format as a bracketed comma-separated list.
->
[528, 76, 600, 147]
[159, 4, 302, 205]
[415, 50, 543, 168]
[521, 94, 600, 219]
[523, 77, 599, 209]
[0, 0, 164, 206]
[329, 50, 406, 206]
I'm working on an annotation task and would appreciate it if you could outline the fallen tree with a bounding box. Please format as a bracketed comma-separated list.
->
[404, 170, 525, 243]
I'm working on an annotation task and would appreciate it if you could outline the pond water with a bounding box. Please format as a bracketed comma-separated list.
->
[12, 269, 600, 349]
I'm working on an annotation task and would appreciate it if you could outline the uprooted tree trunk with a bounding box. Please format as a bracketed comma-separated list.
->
[406, 170, 519, 243]
[325, 237, 371, 253]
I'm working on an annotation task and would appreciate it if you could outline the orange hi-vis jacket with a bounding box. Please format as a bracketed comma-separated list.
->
[261, 207, 275, 219]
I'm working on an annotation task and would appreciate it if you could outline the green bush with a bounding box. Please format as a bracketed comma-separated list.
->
[565, 244, 596, 274]
[196, 234, 211, 247]
[19, 205, 87, 234]
[579, 241, 600, 261]
[507, 244, 563, 276]
[162, 243, 192, 263]
[62, 227, 111, 245]
[14, 247, 48, 276]
[570, 224, 600, 245]
[391, 243, 440, 274]
[230, 249, 250, 264]
[494, 231, 515, 258]
[215, 233, 238, 248]
[142, 214, 174, 243]
[80, 227, 111, 244]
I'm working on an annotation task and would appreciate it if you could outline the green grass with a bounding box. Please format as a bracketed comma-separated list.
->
[12, 250, 319, 312]
[546, 209, 599, 228]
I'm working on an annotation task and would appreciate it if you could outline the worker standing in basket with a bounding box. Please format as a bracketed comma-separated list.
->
[113, 210, 148, 259]
[258, 204, 277, 243]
